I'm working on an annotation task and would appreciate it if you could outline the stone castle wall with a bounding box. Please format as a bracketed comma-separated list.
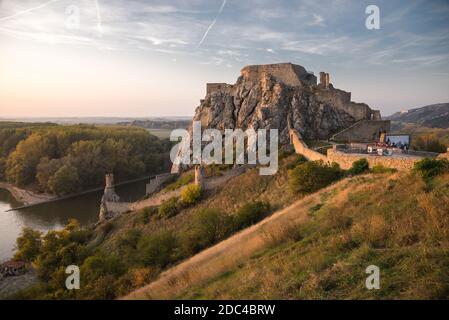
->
[289, 130, 431, 171]
[289, 129, 328, 161]
[146, 173, 174, 195]
[241, 63, 317, 86]
[331, 120, 391, 143]
[327, 148, 422, 171]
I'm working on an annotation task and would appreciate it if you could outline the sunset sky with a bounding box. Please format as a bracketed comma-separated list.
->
[1, 0, 449, 117]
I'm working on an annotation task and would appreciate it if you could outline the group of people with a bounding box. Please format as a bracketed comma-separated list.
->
[385, 138, 409, 150]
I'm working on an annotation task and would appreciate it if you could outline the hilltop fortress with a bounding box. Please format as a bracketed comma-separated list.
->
[195, 62, 388, 143]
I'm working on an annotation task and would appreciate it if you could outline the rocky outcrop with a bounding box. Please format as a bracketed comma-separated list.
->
[193, 63, 382, 144]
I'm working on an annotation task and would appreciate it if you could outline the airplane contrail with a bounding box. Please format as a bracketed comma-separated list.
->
[197, 0, 227, 48]
[0, 0, 61, 22]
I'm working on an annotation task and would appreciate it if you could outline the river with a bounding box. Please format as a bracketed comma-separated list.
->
[0, 180, 148, 261]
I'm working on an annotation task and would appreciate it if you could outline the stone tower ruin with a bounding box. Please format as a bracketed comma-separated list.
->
[319, 72, 330, 89]
[194, 165, 204, 189]
[103, 173, 120, 202]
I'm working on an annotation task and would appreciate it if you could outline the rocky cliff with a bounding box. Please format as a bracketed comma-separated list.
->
[193, 63, 381, 143]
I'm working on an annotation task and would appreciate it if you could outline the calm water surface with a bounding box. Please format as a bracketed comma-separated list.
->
[0, 181, 147, 261]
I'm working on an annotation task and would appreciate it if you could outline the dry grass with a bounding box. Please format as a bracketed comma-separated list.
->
[141, 172, 449, 300]
[122, 177, 356, 299]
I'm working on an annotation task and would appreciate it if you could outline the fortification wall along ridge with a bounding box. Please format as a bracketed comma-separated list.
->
[326, 148, 422, 171]
[289, 129, 433, 171]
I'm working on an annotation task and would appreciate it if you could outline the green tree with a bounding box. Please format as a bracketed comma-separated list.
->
[233, 201, 271, 230]
[288, 160, 343, 194]
[413, 158, 449, 180]
[6, 134, 52, 185]
[36, 157, 63, 192]
[48, 164, 80, 195]
[348, 158, 369, 176]
[14, 228, 42, 262]
[191, 209, 231, 247]
[158, 197, 180, 218]
[138, 231, 178, 268]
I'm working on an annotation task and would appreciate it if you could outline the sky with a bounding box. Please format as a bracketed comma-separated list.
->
[0, 0, 449, 118]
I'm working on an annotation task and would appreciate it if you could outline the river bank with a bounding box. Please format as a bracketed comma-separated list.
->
[0, 182, 55, 206]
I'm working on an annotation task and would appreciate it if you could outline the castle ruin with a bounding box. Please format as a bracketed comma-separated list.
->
[173, 62, 393, 173]
[319, 72, 330, 89]
[201, 63, 389, 143]
[99, 173, 120, 222]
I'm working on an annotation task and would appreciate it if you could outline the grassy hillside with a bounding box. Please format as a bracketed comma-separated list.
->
[10, 151, 448, 300]
[173, 172, 449, 299]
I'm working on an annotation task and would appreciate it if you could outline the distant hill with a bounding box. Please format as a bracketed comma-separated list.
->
[0, 117, 191, 125]
[117, 119, 191, 130]
[386, 103, 449, 128]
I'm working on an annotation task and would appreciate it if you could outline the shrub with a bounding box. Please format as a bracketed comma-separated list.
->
[158, 197, 180, 218]
[139, 206, 157, 224]
[278, 147, 295, 161]
[348, 158, 369, 176]
[138, 231, 178, 268]
[80, 274, 117, 300]
[233, 201, 271, 230]
[371, 164, 397, 174]
[288, 160, 343, 194]
[285, 154, 307, 170]
[413, 158, 449, 180]
[118, 229, 142, 250]
[182, 209, 231, 255]
[14, 228, 42, 262]
[81, 252, 126, 283]
[164, 172, 194, 191]
[181, 184, 202, 205]
[114, 267, 158, 297]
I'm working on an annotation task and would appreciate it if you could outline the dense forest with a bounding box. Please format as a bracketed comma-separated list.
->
[0, 122, 171, 195]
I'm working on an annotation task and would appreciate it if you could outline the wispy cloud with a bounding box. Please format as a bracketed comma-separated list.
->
[0, 0, 448, 72]
[0, 0, 61, 22]
[308, 14, 325, 27]
[196, 0, 227, 48]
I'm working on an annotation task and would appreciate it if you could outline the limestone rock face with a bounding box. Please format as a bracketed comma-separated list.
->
[193, 63, 381, 144]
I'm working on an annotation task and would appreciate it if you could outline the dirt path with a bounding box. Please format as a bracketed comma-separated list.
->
[131, 165, 251, 211]
[0, 182, 55, 205]
[122, 177, 350, 300]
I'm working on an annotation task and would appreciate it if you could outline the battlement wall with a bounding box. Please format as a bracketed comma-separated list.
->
[241, 63, 317, 86]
